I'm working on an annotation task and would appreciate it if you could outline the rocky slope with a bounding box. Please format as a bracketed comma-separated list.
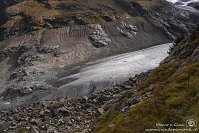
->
[0, 71, 151, 133]
[0, 29, 198, 133]
[93, 29, 199, 133]
[188, 1, 199, 10]
[0, 0, 199, 40]
[0, 0, 199, 108]
[167, 0, 199, 12]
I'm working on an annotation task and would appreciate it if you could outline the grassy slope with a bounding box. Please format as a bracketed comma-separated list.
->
[93, 32, 199, 133]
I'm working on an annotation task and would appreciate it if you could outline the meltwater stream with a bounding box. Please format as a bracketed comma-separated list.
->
[48, 43, 172, 99]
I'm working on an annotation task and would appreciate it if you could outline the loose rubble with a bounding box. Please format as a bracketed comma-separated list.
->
[89, 24, 111, 47]
[0, 71, 152, 133]
[1, 82, 53, 101]
[117, 22, 138, 39]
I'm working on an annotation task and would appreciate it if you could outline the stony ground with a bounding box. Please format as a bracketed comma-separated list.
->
[0, 71, 152, 133]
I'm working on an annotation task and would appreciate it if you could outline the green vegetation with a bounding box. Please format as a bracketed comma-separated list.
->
[12, 0, 60, 17]
[93, 32, 199, 133]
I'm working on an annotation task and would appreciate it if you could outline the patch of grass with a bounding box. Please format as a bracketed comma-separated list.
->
[93, 31, 199, 132]
[140, 62, 179, 89]
[2, 16, 22, 28]
[94, 61, 199, 133]
[9, 0, 60, 17]
[17, 124, 31, 133]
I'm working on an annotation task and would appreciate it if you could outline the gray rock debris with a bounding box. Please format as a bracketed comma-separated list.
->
[0, 70, 153, 133]
[17, 53, 40, 66]
[9, 68, 28, 80]
[36, 45, 58, 54]
[0, 82, 53, 100]
[0, 50, 7, 62]
[97, 108, 105, 115]
[89, 24, 111, 48]
[117, 22, 138, 39]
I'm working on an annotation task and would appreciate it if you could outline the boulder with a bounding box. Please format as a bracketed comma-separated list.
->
[97, 108, 105, 115]
[57, 107, 70, 116]
[117, 22, 138, 39]
[89, 24, 111, 47]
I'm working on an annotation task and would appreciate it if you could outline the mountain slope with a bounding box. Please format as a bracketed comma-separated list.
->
[0, 28, 198, 133]
[0, 0, 199, 40]
[0, 1, 199, 132]
[0, 0, 199, 112]
[93, 30, 199, 133]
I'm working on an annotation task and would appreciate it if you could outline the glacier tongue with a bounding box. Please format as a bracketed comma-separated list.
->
[48, 43, 172, 98]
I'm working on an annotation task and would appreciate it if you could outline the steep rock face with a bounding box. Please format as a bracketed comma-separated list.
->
[188, 2, 199, 10]
[147, 3, 199, 39]
[164, 29, 199, 63]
